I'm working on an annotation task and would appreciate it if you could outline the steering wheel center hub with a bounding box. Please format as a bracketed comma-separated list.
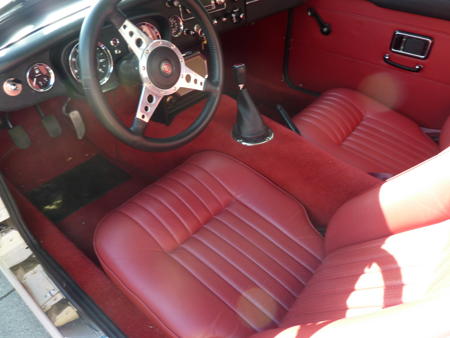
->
[139, 40, 184, 93]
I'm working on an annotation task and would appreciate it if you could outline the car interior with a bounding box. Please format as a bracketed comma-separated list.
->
[0, 0, 449, 336]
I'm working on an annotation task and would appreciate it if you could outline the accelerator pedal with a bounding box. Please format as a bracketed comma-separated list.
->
[62, 99, 86, 140]
[36, 105, 62, 138]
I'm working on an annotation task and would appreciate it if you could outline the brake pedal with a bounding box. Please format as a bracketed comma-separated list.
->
[62, 99, 86, 140]
[36, 105, 62, 138]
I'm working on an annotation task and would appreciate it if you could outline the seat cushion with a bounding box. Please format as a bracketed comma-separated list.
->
[294, 89, 439, 174]
[95, 151, 324, 337]
[282, 219, 450, 328]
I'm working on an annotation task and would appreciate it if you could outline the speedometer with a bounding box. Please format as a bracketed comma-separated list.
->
[68, 42, 113, 85]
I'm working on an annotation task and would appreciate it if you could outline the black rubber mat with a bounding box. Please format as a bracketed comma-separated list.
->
[26, 156, 130, 223]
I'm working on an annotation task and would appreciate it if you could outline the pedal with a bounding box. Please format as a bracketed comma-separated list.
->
[62, 99, 86, 140]
[65, 109, 86, 140]
[36, 105, 62, 138]
[8, 125, 31, 149]
[41, 115, 62, 138]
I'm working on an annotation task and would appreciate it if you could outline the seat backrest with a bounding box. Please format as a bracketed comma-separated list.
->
[441, 116, 450, 150]
[325, 147, 450, 253]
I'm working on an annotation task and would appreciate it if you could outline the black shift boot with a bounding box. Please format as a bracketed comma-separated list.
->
[232, 64, 273, 145]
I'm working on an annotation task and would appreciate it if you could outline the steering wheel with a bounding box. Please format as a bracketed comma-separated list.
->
[79, 0, 224, 151]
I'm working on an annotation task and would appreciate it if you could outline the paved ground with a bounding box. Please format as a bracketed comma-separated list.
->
[0, 271, 50, 338]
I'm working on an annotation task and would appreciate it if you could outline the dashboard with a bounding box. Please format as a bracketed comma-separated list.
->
[0, 0, 303, 114]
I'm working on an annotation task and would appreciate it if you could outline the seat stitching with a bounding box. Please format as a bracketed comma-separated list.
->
[153, 182, 203, 225]
[141, 191, 192, 235]
[341, 140, 400, 172]
[212, 217, 307, 286]
[186, 160, 324, 243]
[180, 244, 281, 325]
[343, 136, 410, 169]
[171, 252, 260, 331]
[300, 113, 345, 143]
[164, 175, 214, 217]
[192, 234, 290, 311]
[222, 208, 316, 274]
[183, 162, 235, 196]
[349, 128, 422, 165]
[365, 115, 436, 150]
[129, 200, 180, 245]
[232, 200, 322, 262]
[177, 167, 228, 209]
[298, 115, 341, 143]
[115, 209, 165, 250]
[357, 119, 436, 159]
[313, 97, 361, 136]
[204, 225, 299, 297]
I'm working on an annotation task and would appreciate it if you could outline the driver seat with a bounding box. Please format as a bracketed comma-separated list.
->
[95, 150, 450, 337]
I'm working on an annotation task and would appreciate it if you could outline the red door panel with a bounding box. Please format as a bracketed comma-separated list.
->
[289, 0, 450, 128]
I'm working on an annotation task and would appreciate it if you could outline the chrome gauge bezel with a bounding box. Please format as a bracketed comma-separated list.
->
[137, 22, 162, 40]
[26, 63, 55, 92]
[68, 42, 114, 86]
[168, 15, 184, 38]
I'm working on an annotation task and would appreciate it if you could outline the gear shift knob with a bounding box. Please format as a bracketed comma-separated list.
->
[232, 64, 246, 90]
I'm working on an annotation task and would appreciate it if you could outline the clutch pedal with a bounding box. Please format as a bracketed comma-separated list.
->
[1, 113, 31, 149]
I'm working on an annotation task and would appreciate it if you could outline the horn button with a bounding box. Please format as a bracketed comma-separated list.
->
[147, 46, 181, 90]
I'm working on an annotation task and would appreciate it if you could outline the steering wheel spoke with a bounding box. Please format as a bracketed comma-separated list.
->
[117, 19, 153, 58]
[178, 65, 207, 92]
[130, 86, 162, 136]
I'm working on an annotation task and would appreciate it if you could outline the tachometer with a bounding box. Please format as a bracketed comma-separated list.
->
[26, 63, 55, 92]
[137, 22, 162, 40]
[68, 42, 113, 85]
[168, 15, 184, 38]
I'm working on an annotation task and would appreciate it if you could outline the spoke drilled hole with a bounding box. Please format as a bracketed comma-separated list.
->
[186, 74, 192, 83]
[147, 95, 154, 103]
[194, 79, 198, 84]
[136, 38, 143, 48]
[142, 114, 146, 119]
[144, 106, 149, 112]
[129, 31, 134, 37]
[123, 24, 127, 29]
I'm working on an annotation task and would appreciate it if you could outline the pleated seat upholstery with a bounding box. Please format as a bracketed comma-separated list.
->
[95, 150, 450, 337]
[293, 88, 444, 174]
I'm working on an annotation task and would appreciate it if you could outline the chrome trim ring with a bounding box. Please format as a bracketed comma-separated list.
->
[26, 63, 55, 93]
[68, 42, 114, 86]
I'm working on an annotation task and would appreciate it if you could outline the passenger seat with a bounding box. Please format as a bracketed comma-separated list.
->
[294, 88, 449, 175]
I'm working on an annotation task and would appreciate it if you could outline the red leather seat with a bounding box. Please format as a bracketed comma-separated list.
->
[293, 88, 449, 174]
[95, 150, 450, 337]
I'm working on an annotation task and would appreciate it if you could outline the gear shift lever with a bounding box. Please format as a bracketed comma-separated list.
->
[232, 64, 273, 146]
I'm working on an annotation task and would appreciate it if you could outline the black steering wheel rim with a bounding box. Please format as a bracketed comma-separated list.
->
[79, 0, 224, 151]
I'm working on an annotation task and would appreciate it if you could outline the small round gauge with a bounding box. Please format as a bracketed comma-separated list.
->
[68, 42, 114, 86]
[137, 22, 162, 40]
[26, 63, 55, 92]
[168, 15, 184, 38]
